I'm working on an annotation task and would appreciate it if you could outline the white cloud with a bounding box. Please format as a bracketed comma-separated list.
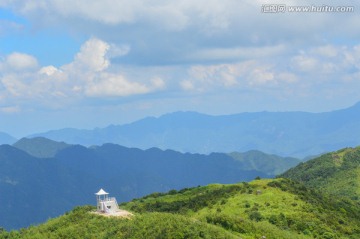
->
[184, 64, 240, 91]
[247, 66, 275, 86]
[182, 61, 284, 91]
[3, 52, 38, 71]
[72, 38, 110, 72]
[107, 44, 131, 58]
[2, 0, 360, 70]
[39, 65, 60, 76]
[291, 55, 318, 72]
[85, 73, 150, 97]
[0, 38, 166, 110]
[6, 0, 359, 37]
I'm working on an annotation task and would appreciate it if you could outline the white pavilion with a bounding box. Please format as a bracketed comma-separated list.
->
[95, 188, 120, 213]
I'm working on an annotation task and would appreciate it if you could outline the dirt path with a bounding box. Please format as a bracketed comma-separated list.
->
[91, 209, 133, 218]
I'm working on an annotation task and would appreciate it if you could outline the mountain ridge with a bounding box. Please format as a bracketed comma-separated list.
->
[2, 138, 300, 230]
[29, 102, 360, 157]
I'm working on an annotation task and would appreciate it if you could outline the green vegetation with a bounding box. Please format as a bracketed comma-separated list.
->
[0, 206, 236, 239]
[125, 179, 360, 238]
[2, 145, 360, 238]
[228, 150, 301, 176]
[3, 178, 358, 238]
[281, 146, 360, 202]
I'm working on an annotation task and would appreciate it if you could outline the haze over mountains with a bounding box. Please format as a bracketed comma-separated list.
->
[28, 102, 360, 158]
[2, 146, 360, 238]
[2, 103, 360, 231]
[1, 137, 300, 230]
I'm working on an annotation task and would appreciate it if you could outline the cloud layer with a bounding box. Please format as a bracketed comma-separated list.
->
[2, 0, 360, 66]
[1, 0, 360, 118]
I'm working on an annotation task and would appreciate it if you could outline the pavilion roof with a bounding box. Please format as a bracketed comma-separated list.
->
[95, 188, 109, 195]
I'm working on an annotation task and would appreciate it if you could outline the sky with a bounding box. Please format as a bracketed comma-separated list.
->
[0, 0, 360, 137]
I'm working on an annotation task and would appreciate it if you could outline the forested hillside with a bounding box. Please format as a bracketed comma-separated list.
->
[281, 146, 360, 202]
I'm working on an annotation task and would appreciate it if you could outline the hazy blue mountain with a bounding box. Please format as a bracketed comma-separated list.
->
[0, 145, 94, 230]
[13, 137, 70, 158]
[0, 132, 17, 145]
[30, 102, 360, 157]
[1, 141, 275, 230]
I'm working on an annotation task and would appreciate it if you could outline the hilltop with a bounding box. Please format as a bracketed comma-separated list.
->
[1, 178, 359, 238]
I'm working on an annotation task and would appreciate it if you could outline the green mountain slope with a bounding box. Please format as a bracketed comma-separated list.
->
[3, 179, 358, 239]
[281, 146, 360, 202]
[228, 150, 301, 176]
[123, 178, 360, 238]
[0, 207, 236, 239]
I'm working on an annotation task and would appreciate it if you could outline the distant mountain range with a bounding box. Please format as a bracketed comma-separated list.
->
[1, 137, 300, 230]
[30, 102, 360, 157]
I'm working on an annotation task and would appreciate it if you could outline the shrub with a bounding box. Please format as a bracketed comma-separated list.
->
[249, 211, 263, 222]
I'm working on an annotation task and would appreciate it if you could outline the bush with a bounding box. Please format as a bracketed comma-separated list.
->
[249, 211, 263, 222]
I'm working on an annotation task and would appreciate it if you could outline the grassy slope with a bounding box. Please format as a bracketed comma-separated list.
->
[228, 150, 301, 175]
[0, 206, 236, 239]
[281, 147, 360, 201]
[1, 179, 359, 239]
[124, 179, 360, 239]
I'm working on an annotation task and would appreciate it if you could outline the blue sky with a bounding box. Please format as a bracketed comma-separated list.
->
[0, 0, 360, 137]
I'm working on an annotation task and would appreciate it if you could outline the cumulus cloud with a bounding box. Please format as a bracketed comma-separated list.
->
[39, 65, 60, 76]
[181, 61, 294, 91]
[0, 38, 166, 110]
[85, 73, 165, 97]
[1, 0, 360, 114]
[72, 38, 110, 72]
[2, 52, 38, 71]
[183, 64, 240, 91]
[85, 74, 149, 97]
